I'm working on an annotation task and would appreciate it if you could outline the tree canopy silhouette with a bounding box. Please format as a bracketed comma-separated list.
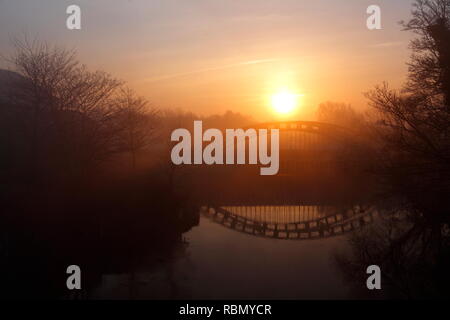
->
[338, 0, 450, 299]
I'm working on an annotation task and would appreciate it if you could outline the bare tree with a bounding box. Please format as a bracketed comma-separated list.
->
[366, 0, 450, 215]
[316, 101, 367, 130]
[5, 37, 123, 180]
[337, 0, 450, 299]
[401, 0, 450, 106]
[112, 87, 158, 169]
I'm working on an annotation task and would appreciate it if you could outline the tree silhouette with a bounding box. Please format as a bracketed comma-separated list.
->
[401, 0, 450, 106]
[112, 87, 158, 170]
[366, 0, 450, 223]
[338, 0, 450, 299]
[5, 38, 123, 181]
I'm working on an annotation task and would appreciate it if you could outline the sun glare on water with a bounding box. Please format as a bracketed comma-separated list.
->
[271, 91, 300, 115]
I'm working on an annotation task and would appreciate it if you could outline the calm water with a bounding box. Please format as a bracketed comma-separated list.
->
[92, 205, 356, 299]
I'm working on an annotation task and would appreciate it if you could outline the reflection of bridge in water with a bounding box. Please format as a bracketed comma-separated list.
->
[201, 205, 375, 240]
[186, 121, 375, 240]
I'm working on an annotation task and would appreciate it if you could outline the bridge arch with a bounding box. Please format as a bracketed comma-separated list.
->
[191, 121, 375, 240]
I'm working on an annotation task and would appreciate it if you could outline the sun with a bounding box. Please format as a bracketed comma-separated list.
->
[271, 91, 299, 114]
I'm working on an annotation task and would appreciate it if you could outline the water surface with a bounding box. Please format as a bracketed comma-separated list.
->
[93, 206, 355, 299]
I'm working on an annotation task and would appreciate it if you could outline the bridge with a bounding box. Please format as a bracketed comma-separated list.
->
[183, 120, 375, 240]
[254, 120, 362, 173]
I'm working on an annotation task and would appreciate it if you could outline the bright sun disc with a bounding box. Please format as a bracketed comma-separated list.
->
[271, 91, 298, 114]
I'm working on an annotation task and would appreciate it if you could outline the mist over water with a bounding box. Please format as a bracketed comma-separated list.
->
[92, 212, 353, 300]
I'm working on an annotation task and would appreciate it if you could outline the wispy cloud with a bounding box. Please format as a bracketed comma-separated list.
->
[144, 58, 278, 82]
[368, 41, 405, 48]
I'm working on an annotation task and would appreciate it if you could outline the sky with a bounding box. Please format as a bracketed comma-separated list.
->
[0, 0, 416, 121]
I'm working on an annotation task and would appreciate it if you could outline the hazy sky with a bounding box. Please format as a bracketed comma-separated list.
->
[0, 0, 416, 121]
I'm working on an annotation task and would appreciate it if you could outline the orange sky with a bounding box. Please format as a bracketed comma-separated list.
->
[0, 0, 415, 121]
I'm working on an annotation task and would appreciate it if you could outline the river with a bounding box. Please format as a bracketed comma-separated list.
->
[92, 206, 357, 299]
